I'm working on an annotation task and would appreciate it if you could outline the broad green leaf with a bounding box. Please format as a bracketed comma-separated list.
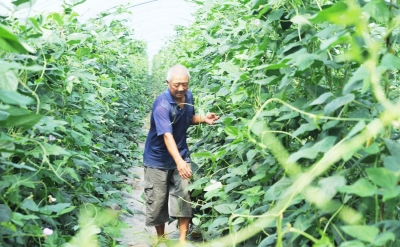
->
[191, 152, 214, 158]
[225, 181, 241, 193]
[341, 225, 379, 243]
[0, 113, 42, 129]
[217, 61, 242, 79]
[224, 126, 239, 137]
[21, 198, 39, 212]
[291, 214, 312, 241]
[0, 204, 12, 222]
[346, 120, 365, 139]
[383, 138, 400, 157]
[65, 167, 80, 182]
[0, 24, 33, 53]
[11, 212, 40, 226]
[214, 204, 237, 214]
[310, 2, 361, 26]
[363, 0, 390, 23]
[0, 70, 18, 91]
[382, 187, 400, 201]
[186, 177, 209, 191]
[343, 65, 370, 94]
[366, 168, 397, 189]
[310, 92, 333, 106]
[339, 241, 365, 247]
[324, 94, 355, 115]
[383, 156, 400, 172]
[318, 175, 346, 199]
[45, 144, 70, 156]
[56, 206, 76, 216]
[246, 149, 258, 161]
[337, 178, 377, 197]
[250, 121, 267, 136]
[379, 54, 400, 70]
[292, 122, 317, 137]
[264, 177, 293, 201]
[48, 13, 64, 26]
[0, 90, 35, 105]
[363, 143, 380, 154]
[0, 110, 10, 121]
[372, 231, 395, 246]
[40, 203, 71, 214]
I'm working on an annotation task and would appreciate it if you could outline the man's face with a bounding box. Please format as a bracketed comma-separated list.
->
[167, 74, 189, 101]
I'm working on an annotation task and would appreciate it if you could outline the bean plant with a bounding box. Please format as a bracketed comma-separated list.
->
[155, 0, 400, 246]
[0, 1, 151, 246]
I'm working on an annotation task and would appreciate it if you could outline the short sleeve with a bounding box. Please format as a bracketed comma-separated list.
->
[153, 104, 173, 136]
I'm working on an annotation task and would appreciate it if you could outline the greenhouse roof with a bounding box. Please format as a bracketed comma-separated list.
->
[0, 0, 197, 58]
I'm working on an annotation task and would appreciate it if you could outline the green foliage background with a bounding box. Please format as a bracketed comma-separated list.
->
[0, 1, 152, 246]
[153, 0, 400, 246]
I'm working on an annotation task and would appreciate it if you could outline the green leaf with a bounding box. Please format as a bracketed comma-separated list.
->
[324, 94, 354, 115]
[224, 126, 239, 137]
[0, 90, 35, 105]
[214, 204, 237, 214]
[291, 214, 312, 241]
[0, 70, 18, 91]
[379, 54, 400, 70]
[0, 113, 42, 129]
[363, 0, 390, 23]
[310, 2, 361, 26]
[366, 168, 397, 189]
[341, 225, 379, 243]
[11, 212, 40, 226]
[186, 177, 209, 191]
[45, 144, 70, 156]
[65, 167, 80, 182]
[217, 61, 242, 79]
[384, 156, 400, 172]
[337, 178, 377, 197]
[310, 92, 333, 106]
[383, 138, 400, 157]
[372, 231, 395, 246]
[382, 187, 400, 201]
[292, 122, 317, 137]
[40, 203, 71, 214]
[343, 65, 370, 94]
[56, 205, 76, 216]
[21, 199, 39, 212]
[0, 204, 12, 222]
[339, 241, 365, 247]
[346, 121, 365, 139]
[225, 181, 241, 193]
[246, 149, 258, 161]
[264, 177, 293, 201]
[0, 24, 34, 53]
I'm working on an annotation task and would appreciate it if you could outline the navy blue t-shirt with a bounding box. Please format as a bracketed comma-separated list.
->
[143, 89, 195, 170]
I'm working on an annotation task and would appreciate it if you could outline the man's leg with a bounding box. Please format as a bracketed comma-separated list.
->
[155, 224, 165, 237]
[178, 217, 190, 242]
[144, 167, 169, 239]
[169, 167, 193, 243]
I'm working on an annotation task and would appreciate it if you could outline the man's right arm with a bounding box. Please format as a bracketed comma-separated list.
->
[163, 132, 192, 179]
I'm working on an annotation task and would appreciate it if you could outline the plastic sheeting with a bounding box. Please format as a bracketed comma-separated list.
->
[0, 0, 196, 58]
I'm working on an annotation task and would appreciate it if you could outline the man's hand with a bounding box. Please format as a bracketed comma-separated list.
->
[204, 113, 220, 125]
[177, 160, 192, 179]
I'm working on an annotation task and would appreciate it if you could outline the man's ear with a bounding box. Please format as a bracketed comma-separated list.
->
[165, 80, 169, 84]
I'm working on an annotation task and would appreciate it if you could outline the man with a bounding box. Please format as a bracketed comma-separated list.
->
[143, 64, 220, 244]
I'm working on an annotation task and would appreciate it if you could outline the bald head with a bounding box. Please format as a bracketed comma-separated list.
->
[166, 64, 190, 82]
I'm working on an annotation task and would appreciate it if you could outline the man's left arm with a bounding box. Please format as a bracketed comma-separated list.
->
[191, 113, 220, 125]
